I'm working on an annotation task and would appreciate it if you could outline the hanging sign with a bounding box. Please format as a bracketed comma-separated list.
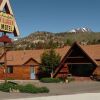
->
[0, 12, 14, 33]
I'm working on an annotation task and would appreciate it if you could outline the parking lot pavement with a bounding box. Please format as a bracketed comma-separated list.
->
[0, 81, 100, 100]
[6, 93, 100, 100]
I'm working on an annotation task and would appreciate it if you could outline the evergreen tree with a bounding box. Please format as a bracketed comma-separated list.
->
[41, 49, 61, 74]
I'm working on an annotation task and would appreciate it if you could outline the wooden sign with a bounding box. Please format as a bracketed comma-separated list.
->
[0, 0, 20, 36]
[0, 12, 14, 33]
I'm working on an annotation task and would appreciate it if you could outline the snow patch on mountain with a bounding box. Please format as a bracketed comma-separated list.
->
[69, 27, 93, 33]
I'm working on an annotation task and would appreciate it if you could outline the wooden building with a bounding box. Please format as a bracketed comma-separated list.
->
[0, 47, 68, 80]
[0, 43, 100, 80]
[53, 42, 100, 78]
[0, 50, 42, 80]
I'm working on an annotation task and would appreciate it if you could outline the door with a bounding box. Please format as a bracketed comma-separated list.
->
[30, 66, 35, 79]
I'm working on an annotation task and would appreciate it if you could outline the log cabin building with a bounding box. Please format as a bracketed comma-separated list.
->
[0, 47, 68, 80]
[0, 50, 41, 80]
[53, 42, 100, 79]
[0, 42, 100, 80]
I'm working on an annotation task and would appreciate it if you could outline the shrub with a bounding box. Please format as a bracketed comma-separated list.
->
[0, 82, 17, 92]
[37, 87, 49, 93]
[0, 83, 49, 93]
[7, 81, 18, 85]
[40, 78, 61, 83]
[18, 84, 35, 93]
[16, 84, 49, 93]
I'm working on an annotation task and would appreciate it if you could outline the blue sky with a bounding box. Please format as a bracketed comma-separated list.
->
[10, 0, 100, 37]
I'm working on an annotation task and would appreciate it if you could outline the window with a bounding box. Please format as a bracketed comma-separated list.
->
[7, 66, 13, 73]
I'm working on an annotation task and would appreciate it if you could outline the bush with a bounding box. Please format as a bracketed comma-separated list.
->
[0, 83, 49, 93]
[16, 84, 49, 93]
[40, 78, 61, 83]
[7, 81, 18, 85]
[37, 87, 49, 93]
[0, 82, 17, 92]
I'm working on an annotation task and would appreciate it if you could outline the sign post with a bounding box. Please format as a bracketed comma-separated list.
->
[0, 0, 20, 83]
[4, 32, 7, 83]
[0, 12, 14, 83]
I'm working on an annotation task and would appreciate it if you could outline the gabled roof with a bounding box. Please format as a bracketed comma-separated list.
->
[53, 42, 100, 77]
[23, 58, 40, 66]
[0, 50, 43, 65]
[80, 44, 100, 60]
[75, 42, 99, 65]
[0, 43, 100, 67]
[0, 46, 70, 66]
[0, 0, 20, 36]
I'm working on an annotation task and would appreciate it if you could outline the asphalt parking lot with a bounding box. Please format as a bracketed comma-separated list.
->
[6, 93, 100, 100]
[0, 81, 100, 100]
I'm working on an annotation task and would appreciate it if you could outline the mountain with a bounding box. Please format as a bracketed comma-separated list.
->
[69, 27, 93, 33]
[12, 31, 57, 50]
[11, 31, 100, 50]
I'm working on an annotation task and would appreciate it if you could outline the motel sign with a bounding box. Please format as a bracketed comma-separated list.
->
[0, 0, 20, 36]
[0, 12, 14, 33]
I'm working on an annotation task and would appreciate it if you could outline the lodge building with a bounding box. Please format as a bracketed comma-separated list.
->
[0, 42, 100, 80]
[53, 42, 100, 79]
[0, 47, 68, 80]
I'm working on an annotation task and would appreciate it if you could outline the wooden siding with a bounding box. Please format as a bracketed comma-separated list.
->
[0, 67, 4, 79]
[54, 42, 98, 78]
[93, 66, 100, 75]
[0, 59, 40, 80]
[56, 64, 69, 78]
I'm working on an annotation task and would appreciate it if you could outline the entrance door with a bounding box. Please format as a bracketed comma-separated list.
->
[30, 66, 35, 79]
[68, 64, 95, 77]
